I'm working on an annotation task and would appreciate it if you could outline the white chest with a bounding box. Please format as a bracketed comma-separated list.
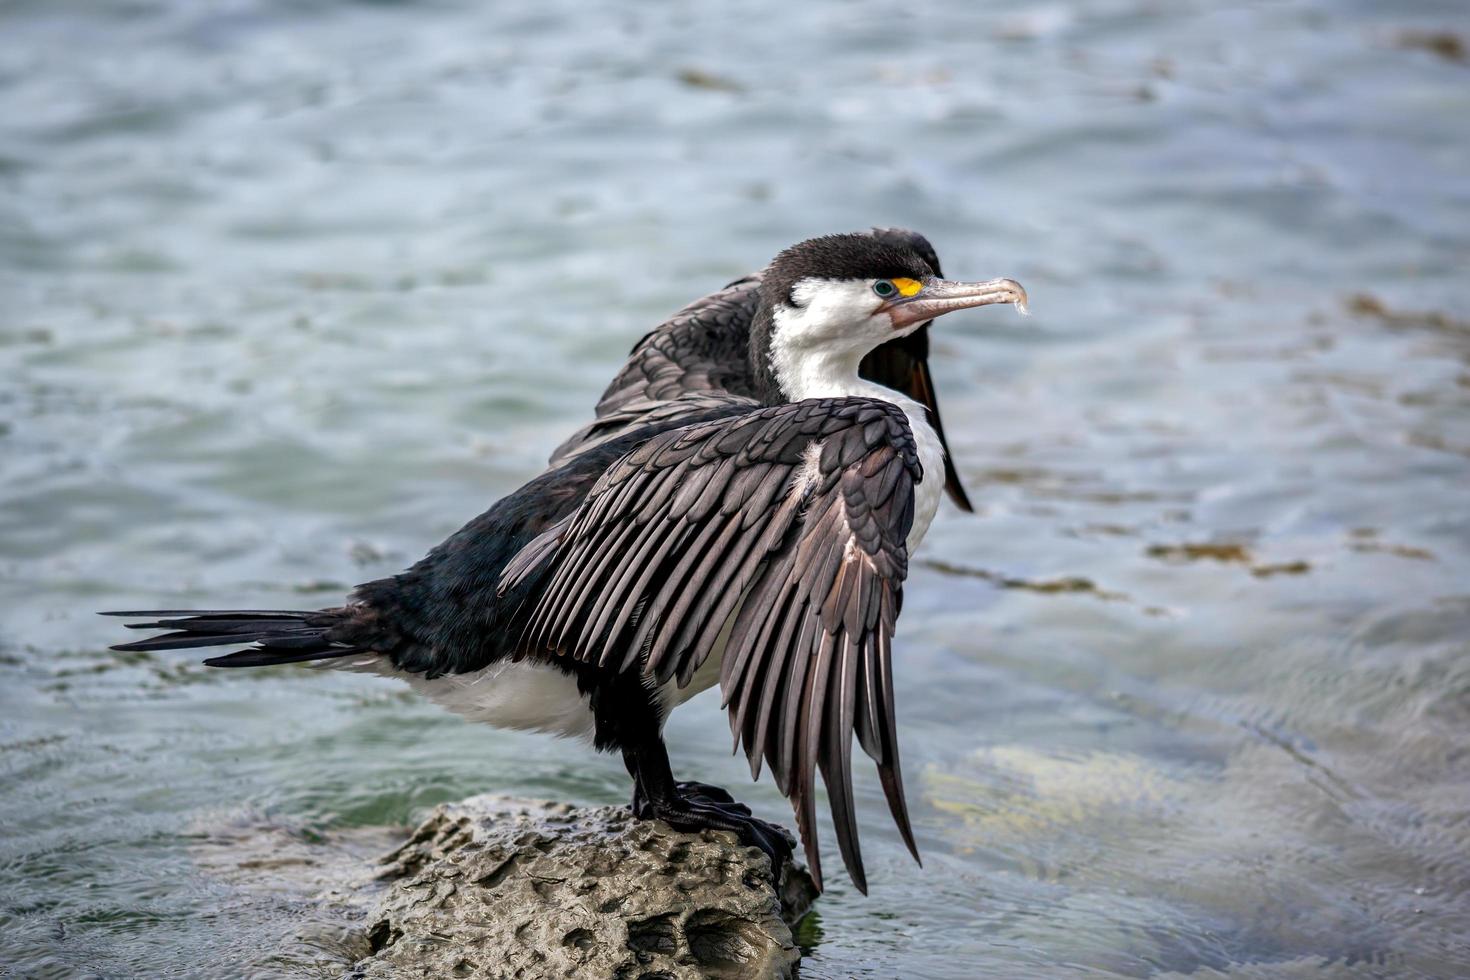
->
[817, 381, 944, 555]
[899, 399, 946, 554]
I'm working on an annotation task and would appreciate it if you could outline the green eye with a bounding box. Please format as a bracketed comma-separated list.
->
[873, 280, 897, 298]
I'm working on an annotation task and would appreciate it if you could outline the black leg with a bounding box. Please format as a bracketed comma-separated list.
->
[624, 730, 793, 876]
[624, 747, 652, 819]
[597, 665, 791, 875]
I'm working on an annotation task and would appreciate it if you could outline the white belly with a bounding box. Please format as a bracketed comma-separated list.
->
[345, 650, 717, 738]
[371, 658, 599, 741]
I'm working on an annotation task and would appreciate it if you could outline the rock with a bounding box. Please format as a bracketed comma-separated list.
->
[349, 796, 819, 980]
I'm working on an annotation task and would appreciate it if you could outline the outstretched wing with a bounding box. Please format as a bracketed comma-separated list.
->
[515, 397, 921, 892]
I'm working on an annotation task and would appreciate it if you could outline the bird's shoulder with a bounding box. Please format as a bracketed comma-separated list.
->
[609, 394, 920, 478]
[592, 275, 763, 416]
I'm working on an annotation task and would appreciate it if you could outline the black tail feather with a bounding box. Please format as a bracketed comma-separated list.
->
[123, 617, 312, 633]
[203, 646, 368, 668]
[103, 608, 359, 668]
[112, 630, 316, 653]
[100, 609, 314, 618]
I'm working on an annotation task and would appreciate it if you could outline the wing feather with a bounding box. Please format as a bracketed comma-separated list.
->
[633, 510, 737, 674]
[749, 600, 817, 781]
[820, 633, 864, 892]
[514, 396, 920, 892]
[729, 585, 804, 756]
[792, 628, 836, 887]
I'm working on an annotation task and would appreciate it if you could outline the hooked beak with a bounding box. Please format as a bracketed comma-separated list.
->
[885, 277, 1029, 330]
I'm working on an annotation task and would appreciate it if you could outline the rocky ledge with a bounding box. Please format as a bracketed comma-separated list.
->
[347, 796, 818, 980]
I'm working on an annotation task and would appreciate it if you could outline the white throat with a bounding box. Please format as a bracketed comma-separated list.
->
[769, 279, 891, 401]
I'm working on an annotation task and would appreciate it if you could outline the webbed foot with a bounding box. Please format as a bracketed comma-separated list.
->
[631, 779, 752, 818]
[642, 790, 795, 876]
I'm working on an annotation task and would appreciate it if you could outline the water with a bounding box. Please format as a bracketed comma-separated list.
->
[3, 0, 1468, 976]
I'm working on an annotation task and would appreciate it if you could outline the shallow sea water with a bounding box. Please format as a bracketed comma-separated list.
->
[2, 1, 1469, 977]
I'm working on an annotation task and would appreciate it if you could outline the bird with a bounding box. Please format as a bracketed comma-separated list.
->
[554, 227, 976, 515]
[105, 232, 1027, 894]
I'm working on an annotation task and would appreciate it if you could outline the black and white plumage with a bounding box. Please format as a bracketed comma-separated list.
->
[106, 231, 1027, 893]
[553, 227, 976, 512]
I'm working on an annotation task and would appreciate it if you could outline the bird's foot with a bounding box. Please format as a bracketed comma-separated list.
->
[675, 780, 750, 813]
[630, 780, 752, 818]
[637, 789, 794, 877]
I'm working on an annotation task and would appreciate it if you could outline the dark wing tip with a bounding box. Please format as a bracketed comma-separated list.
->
[880, 762, 922, 865]
[805, 849, 825, 895]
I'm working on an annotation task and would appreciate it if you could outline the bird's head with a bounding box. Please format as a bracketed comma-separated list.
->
[751, 233, 1027, 403]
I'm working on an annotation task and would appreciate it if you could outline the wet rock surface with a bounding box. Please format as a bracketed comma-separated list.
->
[349, 796, 818, 980]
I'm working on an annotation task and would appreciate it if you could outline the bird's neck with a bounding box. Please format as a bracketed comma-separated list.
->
[772, 346, 874, 402]
[749, 302, 901, 405]
[748, 304, 788, 405]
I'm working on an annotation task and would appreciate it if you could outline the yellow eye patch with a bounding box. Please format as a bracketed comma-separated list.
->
[890, 277, 924, 297]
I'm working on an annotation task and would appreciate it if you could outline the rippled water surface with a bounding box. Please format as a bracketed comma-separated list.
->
[3, 1, 1469, 976]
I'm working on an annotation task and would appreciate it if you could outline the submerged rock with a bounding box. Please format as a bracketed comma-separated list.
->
[350, 796, 818, 980]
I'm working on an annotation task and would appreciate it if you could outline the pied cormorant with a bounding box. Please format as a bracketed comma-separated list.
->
[107, 232, 1027, 893]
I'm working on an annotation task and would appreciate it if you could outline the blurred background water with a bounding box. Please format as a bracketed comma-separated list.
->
[2, 0, 1469, 976]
